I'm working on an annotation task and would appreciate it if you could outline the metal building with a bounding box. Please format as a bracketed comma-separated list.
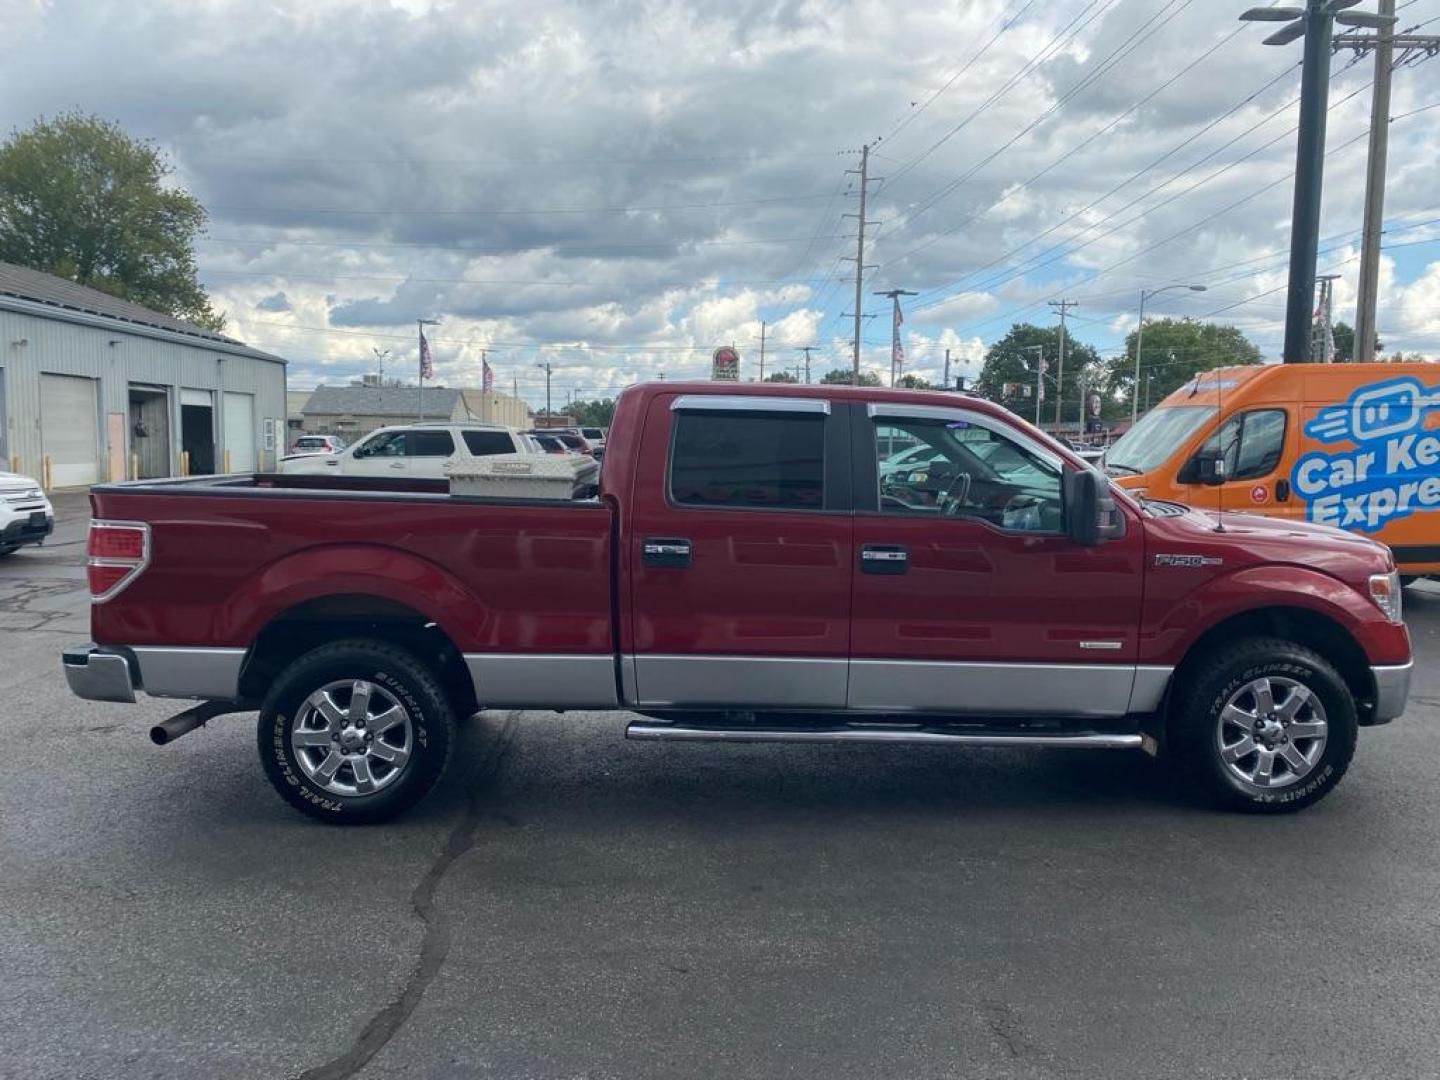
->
[0, 262, 286, 487]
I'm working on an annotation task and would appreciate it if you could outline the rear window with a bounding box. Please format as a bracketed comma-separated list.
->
[581, 428, 604, 439]
[295, 437, 326, 448]
[462, 431, 516, 456]
[669, 411, 824, 510]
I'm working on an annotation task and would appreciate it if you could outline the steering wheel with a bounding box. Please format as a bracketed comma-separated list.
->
[939, 472, 972, 516]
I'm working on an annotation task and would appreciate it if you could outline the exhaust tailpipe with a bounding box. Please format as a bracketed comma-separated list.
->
[149, 701, 237, 746]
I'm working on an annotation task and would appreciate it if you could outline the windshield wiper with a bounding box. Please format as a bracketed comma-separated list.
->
[1104, 461, 1142, 476]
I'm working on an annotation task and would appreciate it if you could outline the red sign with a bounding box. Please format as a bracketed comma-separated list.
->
[1251, 484, 1268, 504]
[712, 346, 740, 382]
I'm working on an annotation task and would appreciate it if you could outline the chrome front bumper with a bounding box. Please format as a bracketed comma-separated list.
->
[1371, 662, 1413, 725]
[62, 645, 137, 703]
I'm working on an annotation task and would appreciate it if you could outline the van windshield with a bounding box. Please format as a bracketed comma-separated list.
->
[1105, 405, 1217, 475]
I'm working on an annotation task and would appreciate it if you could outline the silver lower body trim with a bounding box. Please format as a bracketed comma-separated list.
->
[626, 721, 1142, 750]
[630, 655, 847, 709]
[1129, 666, 1174, 713]
[1370, 661, 1412, 724]
[130, 647, 247, 700]
[464, 653, 618, 709]
[847, 659, 1163, 718]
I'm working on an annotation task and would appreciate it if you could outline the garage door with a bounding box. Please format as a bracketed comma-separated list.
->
[223, 392, 256, 472]
[40, 374, 99, 487]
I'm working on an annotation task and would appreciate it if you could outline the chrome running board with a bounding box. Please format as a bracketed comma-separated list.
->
[625, 721, 1142, 749]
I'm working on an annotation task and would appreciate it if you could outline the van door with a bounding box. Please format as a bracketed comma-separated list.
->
[625, 394, 853, 710]
[1176, 407, 1296, 517]
[848, 403, 1149, 718]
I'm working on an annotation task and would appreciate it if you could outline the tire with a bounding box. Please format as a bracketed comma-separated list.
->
[0, 545, 18, 558]
[1171, 637, 1357, 814]
[257, 638, 455, 824]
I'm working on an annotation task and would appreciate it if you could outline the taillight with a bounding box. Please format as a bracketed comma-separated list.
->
[87, 521, 150, 602]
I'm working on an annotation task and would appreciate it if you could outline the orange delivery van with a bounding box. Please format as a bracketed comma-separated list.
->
[1101, 361, 1440, 583]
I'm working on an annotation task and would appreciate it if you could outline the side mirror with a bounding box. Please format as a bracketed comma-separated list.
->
[1063, 468, 1126, 547]
[1192, 447, 1227, 486]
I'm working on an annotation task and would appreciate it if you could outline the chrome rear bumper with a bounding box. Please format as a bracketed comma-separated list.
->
[1371, 662, 1413, 725]
[62, 645, 137, 703]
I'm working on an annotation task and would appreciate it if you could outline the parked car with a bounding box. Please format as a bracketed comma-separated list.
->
[529, 433, 571, 455]
[280, 422, 537, 477]
[1102, 361, 1440, 585]
[569, 426, 607, 453]
[64, 381, 1411, 823]
[0, 470, 54, 556]
[527, 430, 596, 458]
[289, 434, 347, 456]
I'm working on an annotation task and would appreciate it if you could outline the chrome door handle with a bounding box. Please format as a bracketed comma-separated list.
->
[643, 537, 692, 568]
[861, 549, 907, 562]
[388, 462, 406, 469]
[860, 544, 908, 575]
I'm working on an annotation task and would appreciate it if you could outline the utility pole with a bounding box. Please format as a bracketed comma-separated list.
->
[1023, 345, 1045, 426]
[843, 144, 879, 386]
[1049, 299, 1077, 430]
[943, 347, 951, 391]
[535, 361, 552, 423]
[1240, 0, 1399, 362]
[758, 321, 767, 382]
[1312, 273, 1342, 361]
[874, 288, 918, 386]
[796, 346, 816, 384]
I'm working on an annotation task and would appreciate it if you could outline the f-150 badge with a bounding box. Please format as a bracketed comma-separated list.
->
[1154, 554, 1223, 568]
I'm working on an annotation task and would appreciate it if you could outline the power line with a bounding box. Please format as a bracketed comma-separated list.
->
[208, 190, 841, 218]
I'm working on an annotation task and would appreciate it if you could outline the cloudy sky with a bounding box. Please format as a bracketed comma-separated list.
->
[3, 0, 1438, 407]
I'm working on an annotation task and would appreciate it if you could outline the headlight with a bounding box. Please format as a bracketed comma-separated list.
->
[1368, 571, 1403, 624]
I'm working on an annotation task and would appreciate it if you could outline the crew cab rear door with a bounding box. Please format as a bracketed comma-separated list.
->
[848, 402, 1147, 717]
[624, 394, 853, 709]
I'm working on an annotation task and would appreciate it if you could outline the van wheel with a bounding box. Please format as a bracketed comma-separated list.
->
[1172, 638, 1356, 813]
[257, 639, 455, 824]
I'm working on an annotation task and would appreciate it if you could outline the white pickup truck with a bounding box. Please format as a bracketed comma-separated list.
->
[280, 422, 539, 478]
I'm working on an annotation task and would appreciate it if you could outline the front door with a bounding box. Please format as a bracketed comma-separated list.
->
[1176, 406, 1296, 519]
[347, 429, 412, 477]
[626, 393, 853, 710]
[849, 403, 1146, 718]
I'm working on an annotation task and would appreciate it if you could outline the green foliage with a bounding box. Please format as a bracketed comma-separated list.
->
[976, 323, 1102, 423]
[763, 371, 799, 383]
[818, 368, 882, 386]
[0, 112, 223, 330]
[569, 397, 616, 427]
[1105, 318, 1260, 410]
[896, 374, 932, 389]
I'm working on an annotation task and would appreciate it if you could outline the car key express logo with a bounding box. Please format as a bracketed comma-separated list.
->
[1291, 376, 1440, 533]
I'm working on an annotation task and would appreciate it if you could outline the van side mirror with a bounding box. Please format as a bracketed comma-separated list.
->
[1063, 469, 1126, 547]
[1192, 447, 1227, 486]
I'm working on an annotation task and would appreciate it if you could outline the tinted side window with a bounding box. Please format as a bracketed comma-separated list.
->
[670, 411, 824, 510]
[462, 431, 516, 455]
[362, 432, 407, 457]
[409, 431, 455, 457]
[1233, 409, 1287, 480]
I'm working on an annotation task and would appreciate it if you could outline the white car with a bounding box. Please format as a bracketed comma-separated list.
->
[0, 471, 55, 556]
[279, 422, 539, 478]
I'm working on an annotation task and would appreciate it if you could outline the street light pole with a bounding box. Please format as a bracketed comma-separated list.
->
[1132, 285, 1207, 424]
[536, 361, 552, 423]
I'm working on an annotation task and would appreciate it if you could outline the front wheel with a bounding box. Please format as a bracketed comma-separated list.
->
[1171, 637, 1357, 813]
[257, 639, 456, 824]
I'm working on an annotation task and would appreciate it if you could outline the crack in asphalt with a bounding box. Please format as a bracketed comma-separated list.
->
[0, 578, 84, 633]
[292, 712, 520, 1080]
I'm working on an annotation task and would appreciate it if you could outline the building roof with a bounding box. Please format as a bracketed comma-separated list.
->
[303, 384, 465, 418]
[0, 260, 285, 364]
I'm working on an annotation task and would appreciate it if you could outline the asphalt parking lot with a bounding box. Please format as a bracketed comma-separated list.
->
[2, 492, 1439, 1080]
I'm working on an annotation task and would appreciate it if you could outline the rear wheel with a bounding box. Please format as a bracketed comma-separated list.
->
[257, 638, 455, 824]
[1172, 637, 1356, 813]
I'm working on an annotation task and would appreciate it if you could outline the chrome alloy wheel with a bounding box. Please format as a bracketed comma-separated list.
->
[291, 679, 414, 796]
[1216, 676, 1328, 790]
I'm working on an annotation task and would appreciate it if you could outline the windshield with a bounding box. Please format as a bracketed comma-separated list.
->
[1105, 405, 1217, 474]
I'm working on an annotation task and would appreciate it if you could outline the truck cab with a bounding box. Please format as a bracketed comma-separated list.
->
[1102, 362, 1440, 582]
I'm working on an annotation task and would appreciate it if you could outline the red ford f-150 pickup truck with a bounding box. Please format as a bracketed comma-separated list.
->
[63, 382, 1412, 822]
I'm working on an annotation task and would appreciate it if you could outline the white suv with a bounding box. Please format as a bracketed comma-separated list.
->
[0, 471, 55, 556]
[279, 422, 539, 478]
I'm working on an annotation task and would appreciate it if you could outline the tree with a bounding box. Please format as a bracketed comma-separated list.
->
[896, 374, 932, 390]
[569, 397, 617, 427]
[819, 368, 881, 386]
[0, 112, 223, 330]
[1106, 318, 1260, 413]
[1331, 321, 1382, 362]
[976, 323, 1101, 426]
[763, 371, 798, 383]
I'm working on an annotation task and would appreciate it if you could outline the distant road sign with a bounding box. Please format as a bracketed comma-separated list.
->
[712, 347, 740, 382]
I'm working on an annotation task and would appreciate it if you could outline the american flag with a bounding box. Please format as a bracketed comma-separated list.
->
[419, 328, 434, 380]
[482, 356, 494, 391]
[892, 300, 905, 367]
